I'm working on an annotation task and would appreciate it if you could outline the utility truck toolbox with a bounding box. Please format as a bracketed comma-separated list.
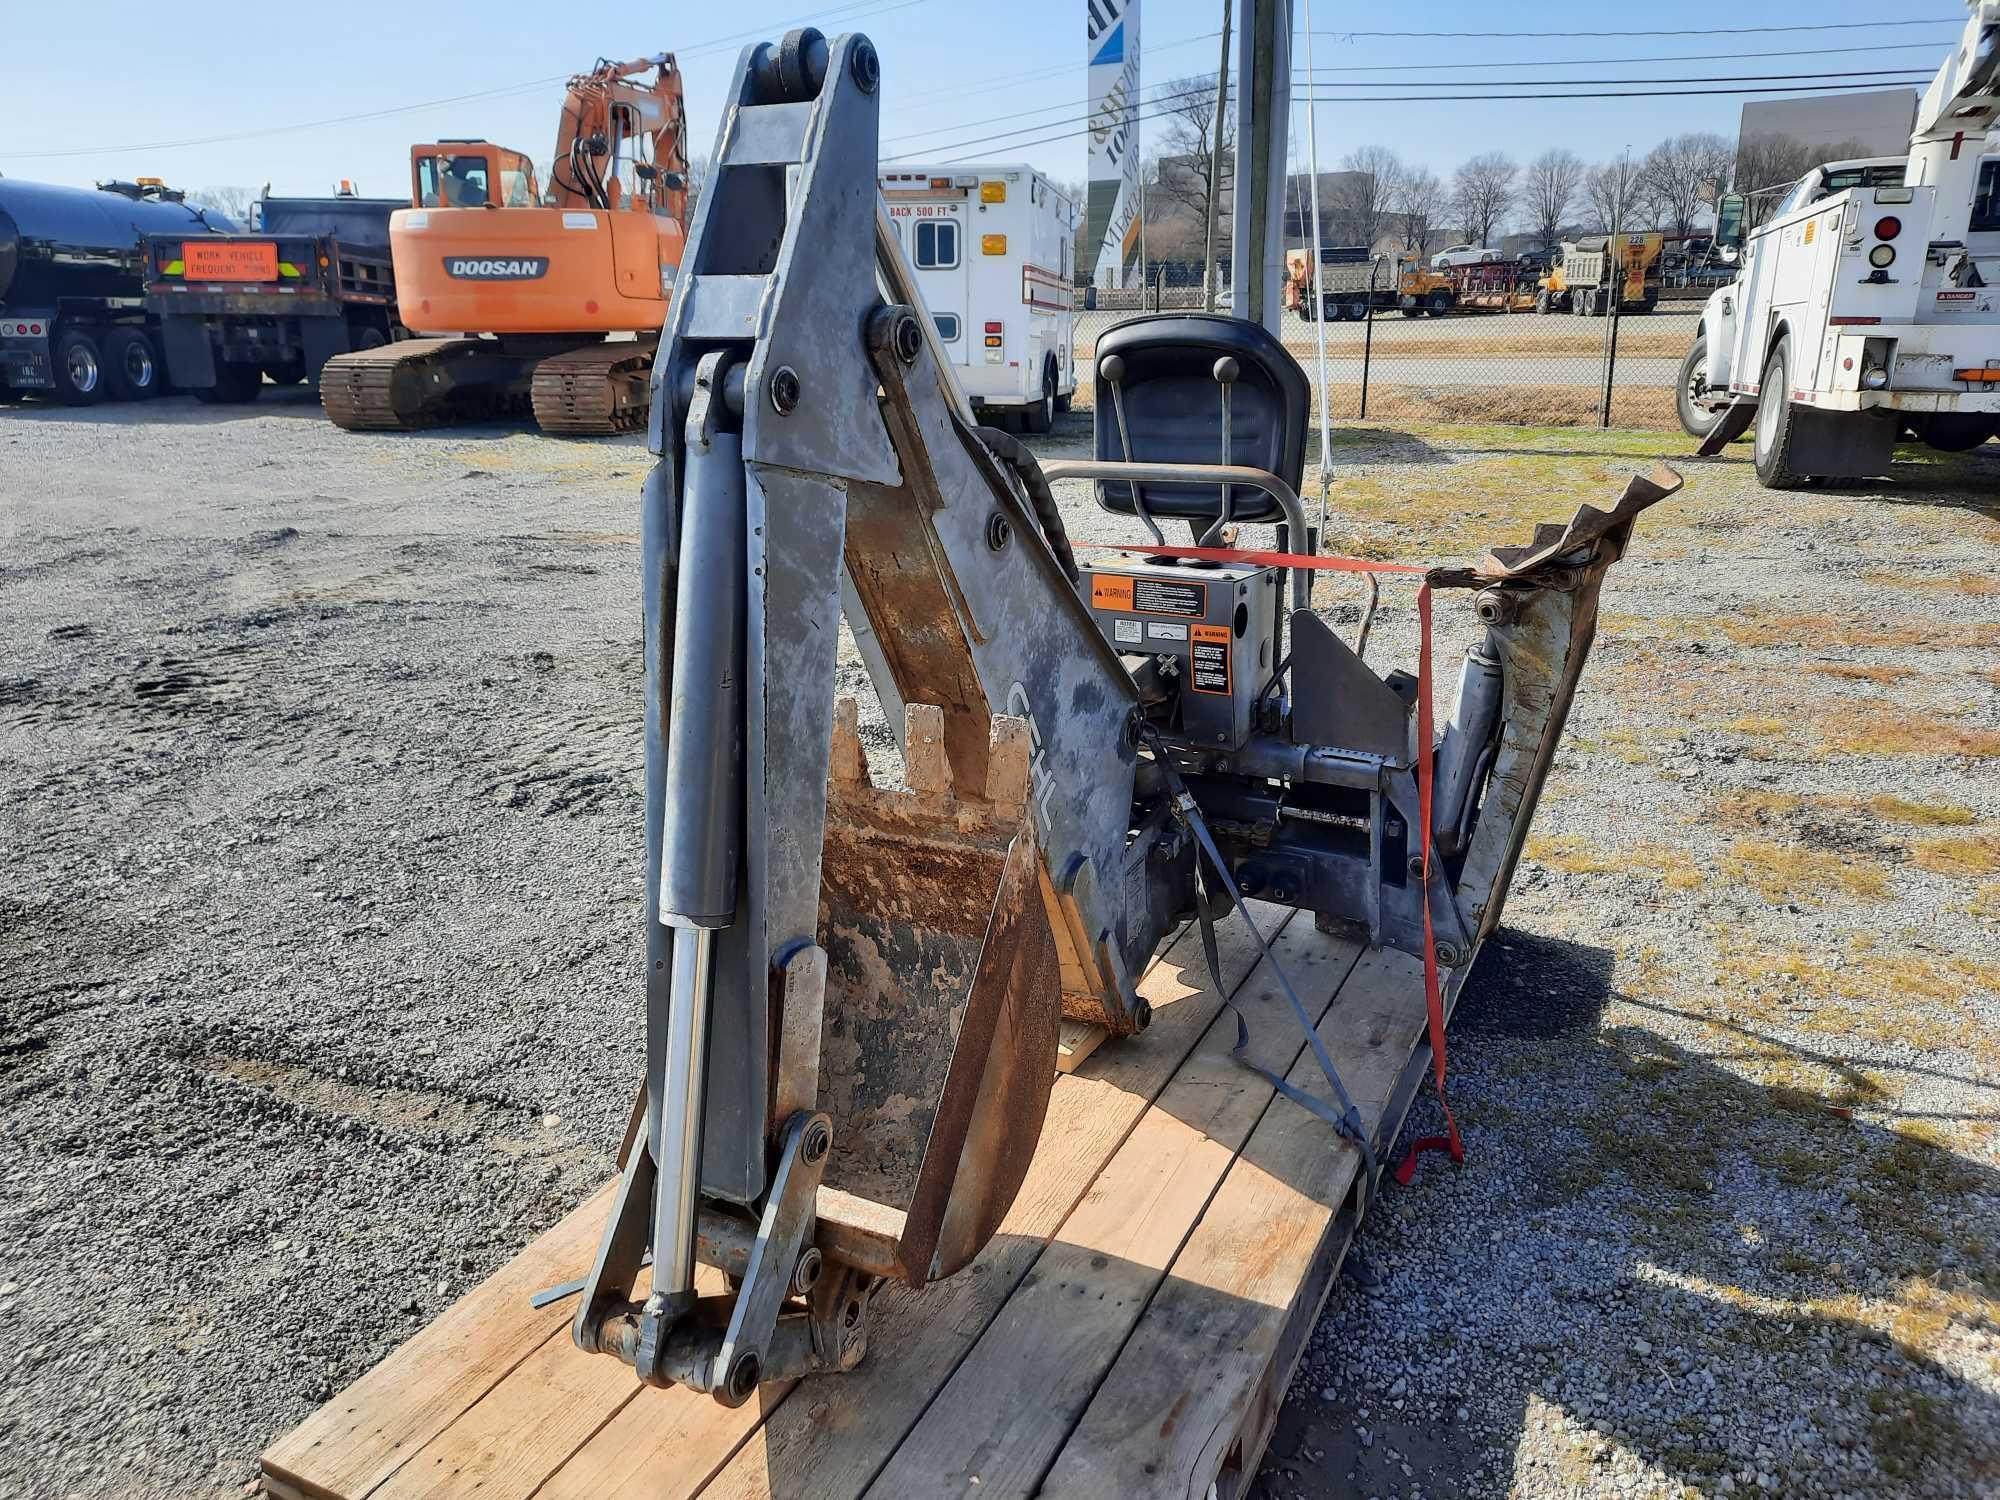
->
[881, 162, 1076, 432]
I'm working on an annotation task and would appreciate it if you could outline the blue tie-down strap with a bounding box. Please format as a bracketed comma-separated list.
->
[1147, 727, 1380, 1212]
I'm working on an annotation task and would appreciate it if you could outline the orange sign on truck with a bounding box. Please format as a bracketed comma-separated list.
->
[182, 240, 279, 282]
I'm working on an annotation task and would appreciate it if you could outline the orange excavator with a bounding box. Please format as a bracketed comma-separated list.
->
[322, 54, 690, 435]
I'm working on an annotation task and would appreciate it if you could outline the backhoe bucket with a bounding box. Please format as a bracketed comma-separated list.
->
[811, 699, 1061, 1287]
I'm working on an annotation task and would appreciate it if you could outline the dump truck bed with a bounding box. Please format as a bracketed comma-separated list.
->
[260, 907, 1457, 1500]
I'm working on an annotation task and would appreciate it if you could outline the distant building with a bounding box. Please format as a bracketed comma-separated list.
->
[1738, 90, 1918, 158]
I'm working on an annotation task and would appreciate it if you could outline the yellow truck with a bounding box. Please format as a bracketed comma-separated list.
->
[1283, 247, 1459, 320]
[1537, 232, 1663, 315]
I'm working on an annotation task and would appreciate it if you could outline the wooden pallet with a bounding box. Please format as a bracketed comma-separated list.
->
[262, 904, 1451, 1500]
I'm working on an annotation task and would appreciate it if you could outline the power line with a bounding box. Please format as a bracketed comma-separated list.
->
[888, 66, 1930, 152]
[888, 72, 1937, 162]
[889, 77, 1960, 165]
[1300, 41, 1953, 72]
[1295, 69, 1932, 88]
[1316, 19, 1962, 40]
[2, 0, 927, 161]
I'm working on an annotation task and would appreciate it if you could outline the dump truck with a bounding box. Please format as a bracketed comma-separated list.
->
[0, 177, 234, 405]
[555, 25, 1665, 1408]
[1685, 0, 2000, 482]
[1283, 246, 1457, 319]
[1451, 258, 1541, 312]
[144, 187, 404, 402]
[322, 54, 690, 435]
[1537, 232, 1663, 315]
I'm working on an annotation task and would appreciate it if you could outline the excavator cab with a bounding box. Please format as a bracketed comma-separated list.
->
[410, 143, 540, 209]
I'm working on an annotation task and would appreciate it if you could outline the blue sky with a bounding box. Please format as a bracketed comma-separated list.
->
[0, 1, 1965, 199]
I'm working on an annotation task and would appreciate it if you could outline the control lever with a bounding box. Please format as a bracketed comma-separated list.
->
[1201, 356, 1239, 546]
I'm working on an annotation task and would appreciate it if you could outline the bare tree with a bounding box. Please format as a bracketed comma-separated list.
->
[1521, 149, 1585, 251]
[1154, 73, 1235, 253]
[1394, 167, 1446, 257]
[187, 185, 258, 223]
[1641, 131, 1736, 237]
[1329, 145, 1404, 252]
[1733, 133, 1876, 226]
[1583, 157, 1649, 233]
[1449, 151, 1517, 247]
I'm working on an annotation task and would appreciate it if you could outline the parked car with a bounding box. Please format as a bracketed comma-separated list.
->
[1430, 244, 1501, 269]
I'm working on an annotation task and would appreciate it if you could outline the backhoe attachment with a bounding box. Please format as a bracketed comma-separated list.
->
[570, 26, 1671, 1404]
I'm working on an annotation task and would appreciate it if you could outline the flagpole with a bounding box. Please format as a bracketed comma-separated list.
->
[1301, 0, 1333, 543]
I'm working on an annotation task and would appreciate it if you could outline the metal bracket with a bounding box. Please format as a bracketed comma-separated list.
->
[708, 1109, 832, 1405]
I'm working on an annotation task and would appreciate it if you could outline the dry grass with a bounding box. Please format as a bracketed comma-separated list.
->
[1910, 832, 2000, 879]
[1719, 838, 1891, 904]
[1867, 794, 1979, 827]
[1524, 833, 1704, 891]
[1812, 662, 1919, 686]
[1972, 883, 2000, 919]
[1819, 710, 2000, 759]
[1861, 568, 2000, 597]
[1718, 609, 2000, 651]
[1717, 939, 2000, 1054]
[1710, 790, 1805, 829]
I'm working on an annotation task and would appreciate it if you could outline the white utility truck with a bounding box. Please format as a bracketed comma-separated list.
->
[1683, 0, 2000, 486]
[880, 163, 1077, 431]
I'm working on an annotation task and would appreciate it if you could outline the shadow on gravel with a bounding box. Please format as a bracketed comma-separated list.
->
[1265, 932, 2000, 1500]
[0, 391, 330, 424]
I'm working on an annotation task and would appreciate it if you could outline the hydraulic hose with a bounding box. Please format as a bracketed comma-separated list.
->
[974, 425, 1077, 582]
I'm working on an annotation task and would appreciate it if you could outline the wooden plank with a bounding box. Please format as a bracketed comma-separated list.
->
[259, 1183, 616, 1500]
[860, 926, 1364, 1498]
[1054, 1019, 1109, 1074]
[557, 910, 1291, 1500]
[1040, 947, 1430, 1499]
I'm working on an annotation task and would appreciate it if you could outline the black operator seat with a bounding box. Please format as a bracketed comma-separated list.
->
[1092, 313, 1309, 527]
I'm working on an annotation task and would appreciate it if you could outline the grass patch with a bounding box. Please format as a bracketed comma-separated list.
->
[1710, 790, 1805, 829]
[1910, 832, 2000, 878]
[1820, 710, 2000, 759]
[1717, 609, 2000, 651]
[1525, 833, 1703, 890]
[1812, 662, 1919, 686]
[1971, 882, 2000, 919]
[1862, 567, 2000, 597]
[1719, 838, 1891, 904]
[1867, 1386, 1976, 1484]
[1867, 794, 1978, 827]
[1717, 940, 2000, 1054]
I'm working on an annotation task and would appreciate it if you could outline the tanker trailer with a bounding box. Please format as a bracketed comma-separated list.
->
[0, 178, 234, 405]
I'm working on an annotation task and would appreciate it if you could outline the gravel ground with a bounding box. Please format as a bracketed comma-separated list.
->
[1, 391, 1996, 1500]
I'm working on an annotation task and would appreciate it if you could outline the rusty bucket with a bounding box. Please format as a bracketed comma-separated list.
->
[811, 699, 1060, 1286]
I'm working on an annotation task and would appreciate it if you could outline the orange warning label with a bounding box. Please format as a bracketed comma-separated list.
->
[1091, 574, 1134, 611]
[1190, 624, 1231, 695]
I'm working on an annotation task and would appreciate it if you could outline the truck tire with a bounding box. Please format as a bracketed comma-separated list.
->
[1426, 290, 1451, 317]
[102, 329, 163, 402]
[196, 361, 264, 405]
[1534, 289, 1550, 314]
[1675, 336, 1724, 441]
[51, 328, 105, 405]
[1022, 361, 1056, 434]
[264, 360, 307, 387]
[1751, 339, 1810, 489]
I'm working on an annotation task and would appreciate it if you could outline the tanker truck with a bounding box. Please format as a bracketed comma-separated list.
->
[0, 177, 235, 405]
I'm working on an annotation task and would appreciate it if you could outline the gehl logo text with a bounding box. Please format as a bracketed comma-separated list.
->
[442, 257, 550, 280]
[1086, 0, 1124, 44]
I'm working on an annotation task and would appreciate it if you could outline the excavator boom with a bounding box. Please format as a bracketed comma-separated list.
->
[566, 27, 1670, 1406]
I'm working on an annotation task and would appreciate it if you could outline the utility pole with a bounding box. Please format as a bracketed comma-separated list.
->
[1202, 0, 1233, 313]
[1599, 144, 1629, 428]
[1302, 0, 1331, 532]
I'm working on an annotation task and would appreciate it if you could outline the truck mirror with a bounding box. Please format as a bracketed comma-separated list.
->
[1715, 193, 1747, 250]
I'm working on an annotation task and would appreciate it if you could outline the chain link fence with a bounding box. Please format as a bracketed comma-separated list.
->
[1071, 285, 1702, 431]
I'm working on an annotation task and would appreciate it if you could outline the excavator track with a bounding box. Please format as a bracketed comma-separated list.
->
[320, 338, 535, 432]
[529, 340, 658, 436]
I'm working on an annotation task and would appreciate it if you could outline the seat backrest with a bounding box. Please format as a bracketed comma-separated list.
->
[1092, 313, 1308, 525]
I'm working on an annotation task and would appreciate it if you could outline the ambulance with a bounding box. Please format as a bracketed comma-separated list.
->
[881, 163, 1078, 431]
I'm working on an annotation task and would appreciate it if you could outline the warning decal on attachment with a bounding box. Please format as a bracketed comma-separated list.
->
[1089, 573, 1208, 617]
[1190, 624, 1230, 695]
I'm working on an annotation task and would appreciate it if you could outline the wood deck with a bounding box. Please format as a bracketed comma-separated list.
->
[261, 903, 1449, 1500]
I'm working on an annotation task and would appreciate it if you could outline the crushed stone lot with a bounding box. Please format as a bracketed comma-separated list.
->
[1, 392, 1996, 1499]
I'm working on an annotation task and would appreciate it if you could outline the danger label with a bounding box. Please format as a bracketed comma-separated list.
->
[1190, 624, 1231, 696]
[1092, 575, 1206, 617]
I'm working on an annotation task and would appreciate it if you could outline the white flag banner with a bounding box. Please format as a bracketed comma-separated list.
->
[1087, 0, 1141, 288]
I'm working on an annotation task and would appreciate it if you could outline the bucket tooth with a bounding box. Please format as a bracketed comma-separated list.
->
[814, 702, 1059, 1285]
[831, 697, 874, 789]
